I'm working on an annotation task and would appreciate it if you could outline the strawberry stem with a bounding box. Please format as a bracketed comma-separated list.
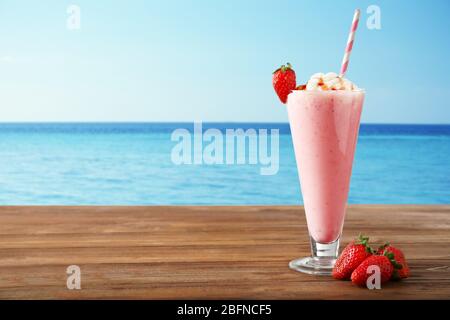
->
[377, 242, 390, 253]
[355, 233, 374, 254]
[273, 63, 293, 74]
[384, 251, 403, 269]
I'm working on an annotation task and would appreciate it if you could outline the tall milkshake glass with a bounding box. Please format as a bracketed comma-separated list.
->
[287, 89, 364, 275]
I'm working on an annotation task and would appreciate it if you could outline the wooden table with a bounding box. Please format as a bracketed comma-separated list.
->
[0, 205, 449, 299]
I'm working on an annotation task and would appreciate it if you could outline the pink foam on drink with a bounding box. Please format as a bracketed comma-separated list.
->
[287, 90, 364, 243]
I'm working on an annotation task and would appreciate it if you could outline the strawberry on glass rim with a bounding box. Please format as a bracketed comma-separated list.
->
[272, 63, 296, 104]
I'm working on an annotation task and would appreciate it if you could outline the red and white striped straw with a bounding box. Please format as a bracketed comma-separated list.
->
[339, 9, 361, 77]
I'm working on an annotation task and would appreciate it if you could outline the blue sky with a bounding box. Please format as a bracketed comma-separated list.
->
[0, 0, 449, 123]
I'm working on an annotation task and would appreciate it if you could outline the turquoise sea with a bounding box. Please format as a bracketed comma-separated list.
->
[0, 123, 449, 205]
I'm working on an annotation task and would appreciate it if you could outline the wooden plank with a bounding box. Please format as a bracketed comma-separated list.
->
[0, 205, 449, 299]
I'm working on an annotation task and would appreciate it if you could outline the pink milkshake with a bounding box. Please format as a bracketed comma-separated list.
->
[287, 72, 364, 275]
[288, 90, 364, 243]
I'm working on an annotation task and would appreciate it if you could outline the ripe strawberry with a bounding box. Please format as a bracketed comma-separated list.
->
[272, 63, 296, 103]
[350, 254, 395, 286]
[332, 234, 373, 280]
[377, 243, 410, 279]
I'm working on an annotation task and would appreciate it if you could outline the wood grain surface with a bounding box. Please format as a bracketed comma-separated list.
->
[0, 205, 449, 299]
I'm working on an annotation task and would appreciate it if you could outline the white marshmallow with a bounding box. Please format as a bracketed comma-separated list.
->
[325, 77, 341, 90]
[306, 77, 321, 90]
[323, 72, 338, 81]
[341, 78, 354, 90]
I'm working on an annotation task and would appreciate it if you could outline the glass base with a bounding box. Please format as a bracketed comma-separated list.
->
[289, 236, 340, 276]
[289, 256, 336, 275]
